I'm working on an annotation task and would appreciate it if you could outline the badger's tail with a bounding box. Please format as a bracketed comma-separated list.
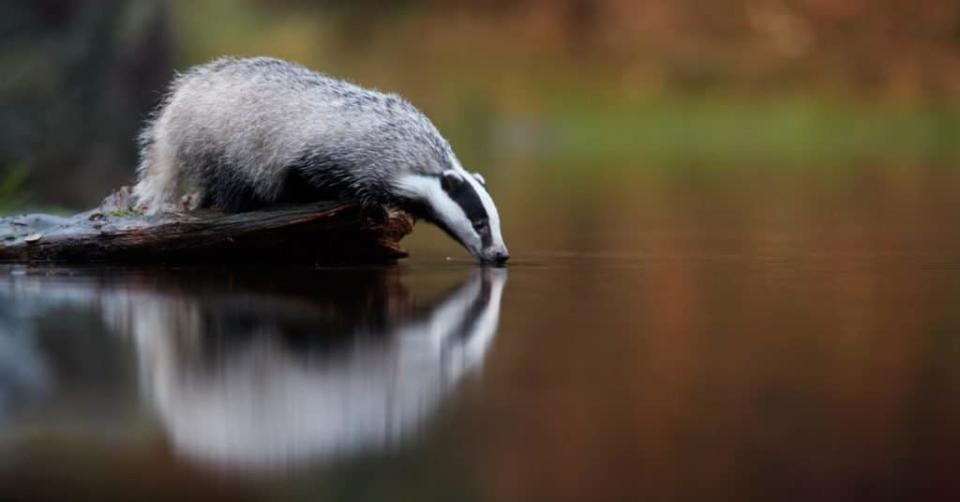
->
[132, 116, 180, 214]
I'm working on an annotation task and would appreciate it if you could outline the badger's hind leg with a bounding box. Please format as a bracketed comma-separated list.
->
[132, 124, 181, 215]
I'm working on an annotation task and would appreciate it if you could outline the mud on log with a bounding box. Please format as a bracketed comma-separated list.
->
[0, 188, 416, 264]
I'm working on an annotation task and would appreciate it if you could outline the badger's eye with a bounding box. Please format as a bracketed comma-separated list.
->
[473, 219, 489, 233]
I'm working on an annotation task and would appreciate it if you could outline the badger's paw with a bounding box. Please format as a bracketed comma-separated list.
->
[132, 180, 177, 215]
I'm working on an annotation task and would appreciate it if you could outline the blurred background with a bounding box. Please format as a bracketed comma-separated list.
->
[1, 0, 958, 211]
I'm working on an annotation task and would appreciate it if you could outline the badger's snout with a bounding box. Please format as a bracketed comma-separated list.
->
[480, 246, 510, 266]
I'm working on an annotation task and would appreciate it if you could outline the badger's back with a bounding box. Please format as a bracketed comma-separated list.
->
[135, 57, 453, 213]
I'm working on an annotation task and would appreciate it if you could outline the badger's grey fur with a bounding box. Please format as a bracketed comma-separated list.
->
[134, 57, 508, 263]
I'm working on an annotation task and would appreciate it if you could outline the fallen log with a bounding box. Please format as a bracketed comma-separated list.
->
[0, 187, 416, 264]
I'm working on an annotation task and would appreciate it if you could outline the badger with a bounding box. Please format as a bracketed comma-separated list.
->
[133, 57, 508, 264]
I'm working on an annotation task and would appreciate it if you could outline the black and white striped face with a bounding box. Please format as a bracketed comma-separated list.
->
[397, 169, 509, 264]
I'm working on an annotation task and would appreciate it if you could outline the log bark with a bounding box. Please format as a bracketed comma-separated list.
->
[0, 187, 415, 264]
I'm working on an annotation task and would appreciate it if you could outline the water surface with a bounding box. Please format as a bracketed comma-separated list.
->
[1, 164, 958, 501]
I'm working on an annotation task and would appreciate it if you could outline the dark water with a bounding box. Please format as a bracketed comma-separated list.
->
[1, 165, 959, 501]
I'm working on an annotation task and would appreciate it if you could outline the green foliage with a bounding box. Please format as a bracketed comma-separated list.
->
[541, 97, 960, 166]
[103, 209, 141, 218]
[0, 164, 29, 213]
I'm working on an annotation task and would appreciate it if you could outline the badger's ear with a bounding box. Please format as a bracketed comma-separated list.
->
[472, 172, 486, 186]
[440, 170, 464, 193]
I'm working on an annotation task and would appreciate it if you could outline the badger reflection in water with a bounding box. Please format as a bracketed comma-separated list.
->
[106, 268, 506, 471]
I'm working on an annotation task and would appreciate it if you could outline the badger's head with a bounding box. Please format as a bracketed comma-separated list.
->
[397, 169, 509, 265]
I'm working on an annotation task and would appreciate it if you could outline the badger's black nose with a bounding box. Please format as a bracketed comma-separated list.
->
[479, 248, 510, 266]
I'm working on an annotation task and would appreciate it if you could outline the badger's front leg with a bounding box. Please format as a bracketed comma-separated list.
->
[133, 125, 181, 215]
